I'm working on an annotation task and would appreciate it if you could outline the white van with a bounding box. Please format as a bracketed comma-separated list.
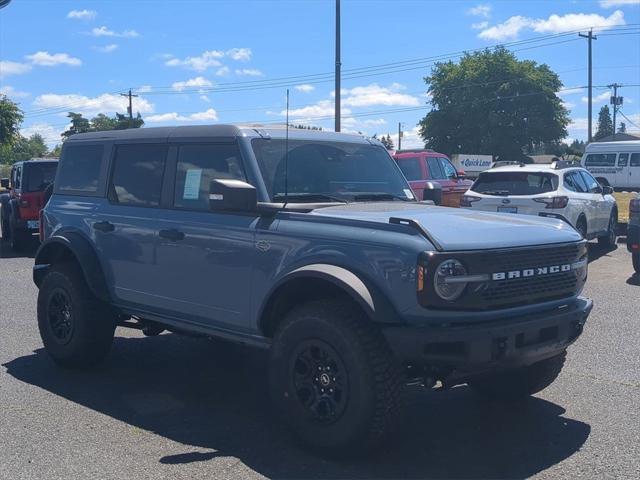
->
[581, 140, 640, 190]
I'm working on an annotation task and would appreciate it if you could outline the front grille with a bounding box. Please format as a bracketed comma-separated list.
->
[419, 242, 587, 311]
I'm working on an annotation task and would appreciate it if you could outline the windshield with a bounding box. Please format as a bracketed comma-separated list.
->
[471, 171, 558, 196]
[25, 162, 58, 192]
[251, 138, 413, 202]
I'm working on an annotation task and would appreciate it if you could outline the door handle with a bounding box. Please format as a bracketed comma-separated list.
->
[159, 229, 185, 241]
[93, 221, 114, 233]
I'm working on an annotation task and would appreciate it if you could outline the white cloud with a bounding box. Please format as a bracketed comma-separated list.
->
[468, 4, 492, 18]
[146, 108, 218, 123]
[581, 91, 611, 103]
[235, 68, 263, 76]
[20, 123, 66, 148]
[600, 0, 639, 7]
[563, 101, 576, 109]
[200, 95, 211, 103]
[171, 76, 213, 91]
[90, 26, 139, 38]
[479, 10, 625, 40]
[567, 117, 589, 140]
[363, 118, 387, 126]
[0, 85, 29, 98]
[95, 44, 118, 53]
[226, 48, 252, 61]
[33, 93, 155, 116]
[559, 87, 586, 97]
[342, 83, 420, 107]
[165, 50, 224, 71]
[137, 85, 152, 93]
[285, 99, 351, 119]
[295, 84, 315, 93]
[389, 126, 424, 150]
[67, 9, 97, 20]
[26, 51, 82, 67]
[216, 66, 230, 76]
[0, 60, 33, 78]
[472, 21, 489, 29]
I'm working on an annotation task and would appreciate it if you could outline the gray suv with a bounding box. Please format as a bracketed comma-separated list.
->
[34, 125, 592, 454]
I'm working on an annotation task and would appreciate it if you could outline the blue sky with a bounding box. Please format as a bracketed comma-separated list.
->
[1, 0, 639, 149]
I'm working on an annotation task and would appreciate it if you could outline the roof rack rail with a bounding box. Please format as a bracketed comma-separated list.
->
[551, 160, 581, 170]
[491, 161, 526, 168]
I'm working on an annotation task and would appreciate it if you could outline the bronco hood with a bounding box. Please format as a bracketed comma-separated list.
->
[310, 202, 582, 251]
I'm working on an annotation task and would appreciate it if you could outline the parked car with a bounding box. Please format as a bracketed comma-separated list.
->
[581, 140, 640, 190]
[35, 126, 592, 454]
[393, 150, 473, 207]
[0, 158, 58, 250]
[628, 194, 639, 274]
[462, 161, 618, 246]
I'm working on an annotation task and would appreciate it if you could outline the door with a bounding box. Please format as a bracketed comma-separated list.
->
[425, 156, 453, 206]
[396, 156, 427, 200]
[616, 153, 629, 189]
[153, 143, 257, 329]
[438, 156, 469, 207]
[630, 153, 640, 189]
[579, 170, 607, 233]
[93, 143, 169, 307]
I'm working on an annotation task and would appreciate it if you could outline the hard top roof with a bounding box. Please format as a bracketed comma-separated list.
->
[585, 140, 640, 150]
[64, 124, 372, 144]
[14, 158, 58, 164]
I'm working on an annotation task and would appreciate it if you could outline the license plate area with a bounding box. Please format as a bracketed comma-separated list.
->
[498, 206, 518, 214]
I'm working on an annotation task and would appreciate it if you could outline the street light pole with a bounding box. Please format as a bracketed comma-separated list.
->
[579, 29, 597, 142]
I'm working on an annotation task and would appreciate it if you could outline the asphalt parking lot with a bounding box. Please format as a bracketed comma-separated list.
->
[0, 238, 638, 480]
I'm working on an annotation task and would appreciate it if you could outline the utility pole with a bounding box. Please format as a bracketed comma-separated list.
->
[335, 0, 341, 132]
[398, 122, 403, 151]
[578, 29, 597, 142]
[120, 89, 139, 127]
[608, 83, 623, 140]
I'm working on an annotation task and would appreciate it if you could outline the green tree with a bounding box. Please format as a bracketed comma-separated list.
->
[91, 113, 118, 131]
[62, 112, 92, 139]
[1, 133, 50, 163]
[419, 47, 569, 160]
[0, 95, 24, 146]
[48, 144, 63, 158]
[380, 134, 395, 150]
[594, 105, 614, 141]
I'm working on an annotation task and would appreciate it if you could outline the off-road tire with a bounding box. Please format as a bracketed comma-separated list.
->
[9, 218, 28, 251]
[633, 252, 639, 275]
[598, 210, 617, 247]
[269, 299, 403, 456]
[469, 351, 566, 401]
[37, 263, 116, 368]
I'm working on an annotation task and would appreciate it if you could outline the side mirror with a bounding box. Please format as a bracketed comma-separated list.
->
[422, 181, 442, 206]
[209, 179, 257, 212]
[602, 185, 614, 195]
[0, 178, 9, 189]
[456, 169, 466, 179]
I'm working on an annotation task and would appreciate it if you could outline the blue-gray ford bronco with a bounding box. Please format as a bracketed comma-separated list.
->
[34, 125, 592, 454]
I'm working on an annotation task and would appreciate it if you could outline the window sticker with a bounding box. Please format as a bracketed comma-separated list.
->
[183, 169, 202, 200]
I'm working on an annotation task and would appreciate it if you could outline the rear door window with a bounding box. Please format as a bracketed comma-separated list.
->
[57, 145, 104, 193]
[109, 144, 168, 207]
[631, 153, 640, 167]
[396, 157, 422, 181]
[571, 171, 589, 193]
[579, 171, 600, 193]
[426, 157, 446, 180]
[584, 153, 616, 167]
[173, 143, 246, 210]
[26, 163, 58, 192]
[471, 172, 558, 195]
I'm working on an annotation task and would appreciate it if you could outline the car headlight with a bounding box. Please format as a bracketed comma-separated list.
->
[434, 259, 468, 301]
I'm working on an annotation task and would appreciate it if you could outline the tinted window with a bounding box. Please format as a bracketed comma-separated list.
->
[438, 157, 457, 178]
[57, 145, 104, 193]
[252, 139, 410, 201]
[618, 153, 629, 167]
[174, 144, 246, 210]
[426, 157, 445, 180]
[25, 163, 57, 192]
[110, 144, 168, 207]
[564, 172, 578, 192]
[631, 153, 640, 167]
[14, 166, 21, 189]
[585, 153, 616, 167]
[471, 171, 558, 195]
[579, 170, 601, 193]
[396, 157, 422, 181]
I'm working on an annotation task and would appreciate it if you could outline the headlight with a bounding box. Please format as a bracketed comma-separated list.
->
[434, 259, 468, 301]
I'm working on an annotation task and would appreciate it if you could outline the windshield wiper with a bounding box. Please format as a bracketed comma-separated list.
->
[353, 192, 411, 202]
[273, 193, 349, 203]
[478, 190, 511, 196]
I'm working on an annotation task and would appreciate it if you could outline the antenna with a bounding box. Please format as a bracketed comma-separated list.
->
[284, 88, 289, 206]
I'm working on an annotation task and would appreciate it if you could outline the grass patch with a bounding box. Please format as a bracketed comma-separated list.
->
[614, 192, 636, 223]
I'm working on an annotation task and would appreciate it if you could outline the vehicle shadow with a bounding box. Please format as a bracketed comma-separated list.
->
[3, 334, 590, 479]
[587, 242, 617, 263]
[626, 274, 639, 286]
[0, 236, 39, 259]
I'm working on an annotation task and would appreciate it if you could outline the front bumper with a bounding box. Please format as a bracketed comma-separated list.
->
[627, 223, 639, 253]
[382, 296, 592, 380]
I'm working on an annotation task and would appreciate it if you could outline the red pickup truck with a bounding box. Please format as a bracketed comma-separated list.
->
[0, 159, 58, 251]
[393, 150, 473, 207]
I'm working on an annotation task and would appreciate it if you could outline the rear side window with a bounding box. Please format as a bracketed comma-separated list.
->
[571, 171, 589, 193]
[579, 171, 601, 193]
[396, 157, 422, 181]
[472, 172, 558, 195]
[173, 144, 246, 210]
[109, 144, 168, 207]
[57, 145, 104, 193]
[584, 153, 616, 167]
[631, 153, 640, 167]
[426, 157, 446, 180]
[25, 163, 57, 192]
[438, 157, 457, 178]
